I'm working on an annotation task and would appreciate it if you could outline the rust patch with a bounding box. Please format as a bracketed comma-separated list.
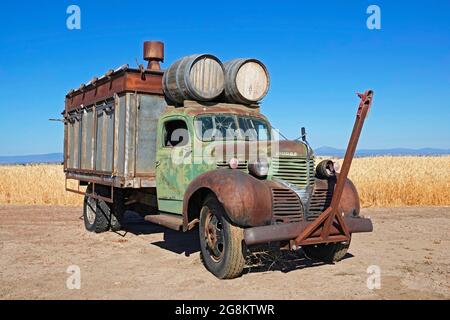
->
[183, 169, 273, 229]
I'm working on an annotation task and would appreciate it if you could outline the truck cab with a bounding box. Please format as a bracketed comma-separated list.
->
[155, 102, 276, 215]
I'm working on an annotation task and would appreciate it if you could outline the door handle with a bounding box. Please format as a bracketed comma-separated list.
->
[155, 160, 161, 167]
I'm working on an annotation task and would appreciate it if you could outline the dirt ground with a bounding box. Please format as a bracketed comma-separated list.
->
[0, 205, 448, 300]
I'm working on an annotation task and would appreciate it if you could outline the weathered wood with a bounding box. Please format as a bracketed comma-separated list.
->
[65, 93, 167, 189]
[163, 54, 224, 105]
[223, 58, 270, 105]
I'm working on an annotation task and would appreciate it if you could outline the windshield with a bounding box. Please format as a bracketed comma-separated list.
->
[195, 115, 270, 141]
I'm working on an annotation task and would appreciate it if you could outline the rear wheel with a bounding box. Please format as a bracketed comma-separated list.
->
[109, 188, 125, 232]
[302, 238, 351, 263]
[199, 195, 246, 279]
[83, 184, 110, 233]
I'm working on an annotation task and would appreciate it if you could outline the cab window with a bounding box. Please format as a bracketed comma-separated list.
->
[163, 119, 189, 147]
[238, 117, 270, 141]
[195, 115, 270, 141]
[195, 115, 238, 141]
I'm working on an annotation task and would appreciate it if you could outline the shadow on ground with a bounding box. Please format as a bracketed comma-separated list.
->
[115, 211, 200, 257]
[115, 210, 354, 274]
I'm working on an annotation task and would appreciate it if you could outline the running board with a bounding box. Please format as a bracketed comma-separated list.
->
[144, 213, 183, 231]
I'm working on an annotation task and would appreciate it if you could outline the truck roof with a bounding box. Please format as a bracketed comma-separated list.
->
[164, 101, 269, 122]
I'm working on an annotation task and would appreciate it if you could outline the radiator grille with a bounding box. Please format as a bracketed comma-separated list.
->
[307, 187, 333, 221]
[271, 156, 315, 188]
[271, 188, 303, 223]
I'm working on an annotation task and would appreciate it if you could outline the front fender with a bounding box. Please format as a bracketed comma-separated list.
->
[183, 169, 273, 228]
[339, 177, 361, 216]
[314, 176, 360, 216]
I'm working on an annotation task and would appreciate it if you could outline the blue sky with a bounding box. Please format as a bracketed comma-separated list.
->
[0, 0, 449, 155]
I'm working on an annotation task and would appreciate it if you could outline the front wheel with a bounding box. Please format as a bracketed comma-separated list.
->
[302, 238, 351, 263]
[199, 195, 246, 279]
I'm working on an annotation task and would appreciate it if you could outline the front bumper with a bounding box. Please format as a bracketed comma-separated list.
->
[244, 216, 373, 246]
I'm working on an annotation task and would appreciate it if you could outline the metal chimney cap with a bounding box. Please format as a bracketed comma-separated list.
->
[143, 41, 164, 63]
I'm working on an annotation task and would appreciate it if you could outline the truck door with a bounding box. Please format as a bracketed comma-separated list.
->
[156, 117, 192, 214]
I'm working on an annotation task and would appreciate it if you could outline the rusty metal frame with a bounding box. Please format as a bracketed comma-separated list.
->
[294, 90, 374, 246]
[65, 177, 114, 203]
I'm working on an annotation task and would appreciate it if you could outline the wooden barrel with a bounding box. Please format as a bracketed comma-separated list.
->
[163, 54, 225, 105]
[223, 58, 270, 105]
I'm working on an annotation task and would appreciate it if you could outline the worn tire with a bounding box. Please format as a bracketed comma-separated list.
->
[199, 195, 246, 279]
[315, 159, 336, 179]
[83, 184, 110, 233]
[302, 238, 351, 263]
[93, 185, 125, 232]
[110, 214, 122, 232]
[109, 188, 125, 232]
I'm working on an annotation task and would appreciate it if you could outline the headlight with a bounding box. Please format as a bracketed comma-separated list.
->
[248, 159, 269, 178]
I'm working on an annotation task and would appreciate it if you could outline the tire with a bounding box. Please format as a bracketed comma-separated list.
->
[199, 194, 246, 279]
[110, 214, 122, 232]
[315, 160, 336, 179]
[94, 185, 125, 232]
[83, 184, 110, 233]
[302, 238, 351, 263]
[109, 188, 125, 232]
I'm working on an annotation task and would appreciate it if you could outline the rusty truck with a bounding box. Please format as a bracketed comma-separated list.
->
[63, 41, 374, 279]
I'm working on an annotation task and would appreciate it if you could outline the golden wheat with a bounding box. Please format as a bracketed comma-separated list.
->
[0, 164, 82, 206]
[330, 156, 450, 207]
[0, 156, 449, 207]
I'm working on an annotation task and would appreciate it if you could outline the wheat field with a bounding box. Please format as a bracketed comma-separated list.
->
[331, 156, 450, 207]
[0, 156, 449, 207]
[0, 164, 83, 206]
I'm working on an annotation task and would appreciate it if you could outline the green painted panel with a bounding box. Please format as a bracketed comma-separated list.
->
[156, 115, 197, 214]
[158, 199, 183, 215]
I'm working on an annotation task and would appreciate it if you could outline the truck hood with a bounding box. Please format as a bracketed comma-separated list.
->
[209, 140, 312, 163]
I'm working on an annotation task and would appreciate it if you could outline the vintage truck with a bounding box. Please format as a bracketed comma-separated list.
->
[63, 41, 373, 279]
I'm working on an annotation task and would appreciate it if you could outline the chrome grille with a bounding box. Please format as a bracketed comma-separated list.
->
[307, 187, 333, 221]
[271, 188, 303, 223]
[271, 156, 315, 187]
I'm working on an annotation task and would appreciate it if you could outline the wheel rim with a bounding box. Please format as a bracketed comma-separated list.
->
[86, 197, 96, 225]
[203, 209, 225, 262]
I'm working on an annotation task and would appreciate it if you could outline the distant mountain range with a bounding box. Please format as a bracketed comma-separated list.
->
[315, 146, 450, 157]
[0, 153, 63, 165]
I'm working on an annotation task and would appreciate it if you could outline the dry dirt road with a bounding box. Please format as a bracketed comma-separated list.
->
[0, 205, 448, 300]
